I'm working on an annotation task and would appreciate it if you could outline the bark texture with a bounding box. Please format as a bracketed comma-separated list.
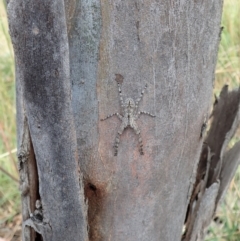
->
[7, 0, 87, 240]
[7, 0, 235, 241]
[69, 1, 224, 241]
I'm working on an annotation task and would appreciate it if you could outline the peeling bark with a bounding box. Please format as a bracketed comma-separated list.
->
[184, 86, 240, 241]
[7, 0, 235, 241]
[218, 141, 240, 203]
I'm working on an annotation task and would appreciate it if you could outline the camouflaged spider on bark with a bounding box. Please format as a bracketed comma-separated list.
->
[101, 82, 155, 156]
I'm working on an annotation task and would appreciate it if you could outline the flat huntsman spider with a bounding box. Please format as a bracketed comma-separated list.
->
[101, 82, 155, 156]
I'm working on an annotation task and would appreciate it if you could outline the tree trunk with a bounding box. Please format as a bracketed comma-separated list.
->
[7, 0, 240, 241]
[7, 0, 87, 240]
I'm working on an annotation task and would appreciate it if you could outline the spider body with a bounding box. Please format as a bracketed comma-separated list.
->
[101, 82, 155, 156]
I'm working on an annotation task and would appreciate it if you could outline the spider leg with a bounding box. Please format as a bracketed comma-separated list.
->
[137, 111, 156, 119]
[101, 113, 123, 121]
[117, 82, 124, 109]
[114, 121, 127, 156]
[135, 84, 148, 108]
[130, 120, 144, 155]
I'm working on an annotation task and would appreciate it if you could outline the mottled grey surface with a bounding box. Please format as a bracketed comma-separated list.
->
[189, 182, 220, 241]
[69, 0, 102, 177]
[70, 0, 223, 240]
[8, 0, 87, 240]
[219, 141, 240, 202]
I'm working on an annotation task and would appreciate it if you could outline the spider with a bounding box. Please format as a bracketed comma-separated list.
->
[101, 82, 155, 156]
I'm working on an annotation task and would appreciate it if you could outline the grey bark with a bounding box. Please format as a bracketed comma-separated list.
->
[70, 1, 223, 240]
[7, 0, 240, 241]
[7, 0, 87, 240]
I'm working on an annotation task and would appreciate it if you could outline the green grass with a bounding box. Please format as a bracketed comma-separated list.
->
[206, 170, 240, 241]
[0, 0, 20, 226]
[0, 0, 239, 239]
[215, 0, 240, 91]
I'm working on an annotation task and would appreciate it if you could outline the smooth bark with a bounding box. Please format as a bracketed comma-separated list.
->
[69, 1, 223, 240]
[8, 0, 87, 240]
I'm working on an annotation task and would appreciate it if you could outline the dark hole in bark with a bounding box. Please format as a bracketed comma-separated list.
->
[88, 183, 97, 192]
[28, 134, 41, 239]
[29, 136, 41, 203]
[35, 231, 43, 241]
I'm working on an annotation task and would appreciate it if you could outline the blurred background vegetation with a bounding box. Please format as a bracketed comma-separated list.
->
[0, 0, 239, 240]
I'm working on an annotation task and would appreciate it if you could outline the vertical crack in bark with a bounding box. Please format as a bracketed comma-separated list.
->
[84, 180, 106, 241]
[18, 116, 40, 240]
[18, 116, 52, 240]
